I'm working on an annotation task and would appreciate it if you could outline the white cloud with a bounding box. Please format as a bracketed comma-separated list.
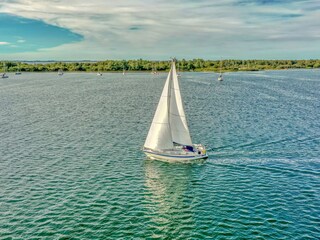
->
[0, 41, 10, 45]
[1, 0, 320, 60]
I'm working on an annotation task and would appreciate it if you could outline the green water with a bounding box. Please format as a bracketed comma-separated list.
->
[0, 71, 319, 239]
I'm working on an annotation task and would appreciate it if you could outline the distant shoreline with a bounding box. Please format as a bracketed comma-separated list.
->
[1, 59, 320, 73]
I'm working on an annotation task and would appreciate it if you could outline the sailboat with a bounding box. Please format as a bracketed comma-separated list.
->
[218, 59, 223, 81]
[123, 65, 126, 75]
[1, 62, 9, 78]
[97, 66, 103, 76]
[15, 64, 22, 75]
[143, 59, 208, 162]
[58, 69, 64, 76]
[151, 63, 158, 75]
[177, 63, 181, 77]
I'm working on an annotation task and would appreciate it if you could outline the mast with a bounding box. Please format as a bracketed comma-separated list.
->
[167, 59, 175, 144]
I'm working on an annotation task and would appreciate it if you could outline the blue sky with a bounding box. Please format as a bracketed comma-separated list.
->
[0, 14, 82, 53]
[0, 0, 319, 60]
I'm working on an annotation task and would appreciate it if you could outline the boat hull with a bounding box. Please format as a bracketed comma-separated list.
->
[144, 150, 208, 163]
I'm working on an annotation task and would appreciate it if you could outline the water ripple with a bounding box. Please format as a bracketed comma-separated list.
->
[0, 72, 319, 239]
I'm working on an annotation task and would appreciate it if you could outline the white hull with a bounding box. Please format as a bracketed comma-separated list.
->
[144, 149, 208, 163]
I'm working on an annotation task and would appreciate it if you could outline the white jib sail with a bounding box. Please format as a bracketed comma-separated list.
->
[144, 60, 192, 151]
[169, 61, 192, 146]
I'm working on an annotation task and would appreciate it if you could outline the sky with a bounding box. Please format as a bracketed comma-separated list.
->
[0, 0, 319, 60]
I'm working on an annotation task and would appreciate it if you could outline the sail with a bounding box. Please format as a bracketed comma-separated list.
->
[144, 59, 192, 151]
[144, 71, 174, 150]
[169, 61, 192, 146]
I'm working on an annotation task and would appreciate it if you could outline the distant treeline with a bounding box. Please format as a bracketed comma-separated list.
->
[2, 59, 320, 72]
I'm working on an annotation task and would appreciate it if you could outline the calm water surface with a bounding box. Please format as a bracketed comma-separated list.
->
[0, 70, 319, 239]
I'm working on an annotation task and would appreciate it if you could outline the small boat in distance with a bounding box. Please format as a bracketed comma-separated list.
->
[143, 58, 208, 162]
[1, 73, 8, 78]
[15, 64, 22, 75]
[1, 62, 9, 78]
[58, 69, 64, 76]
[218, 59, 223, 81]
[177, 63, 181, 77]
[123, 66, 126, 75]
[151, 62, 159, 75]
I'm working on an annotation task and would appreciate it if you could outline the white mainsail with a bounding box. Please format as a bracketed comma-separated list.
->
[144, 60, 192, 151]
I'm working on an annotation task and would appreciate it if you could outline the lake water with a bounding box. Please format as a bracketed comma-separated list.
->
[0, 70, 319, 239]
